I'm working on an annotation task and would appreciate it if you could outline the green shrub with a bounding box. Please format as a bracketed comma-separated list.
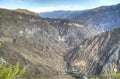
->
[0, 42, 2, 48]
[99, 73, 120, 79]
[0, 63, 26, 79]
[91, 73, 120, 79]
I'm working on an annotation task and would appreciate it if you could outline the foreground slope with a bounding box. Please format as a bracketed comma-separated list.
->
[0, 8, 100, 79]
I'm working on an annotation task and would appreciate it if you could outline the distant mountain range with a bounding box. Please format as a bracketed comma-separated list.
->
[39, 10, 88, 19]
[39, 3, 120, 31]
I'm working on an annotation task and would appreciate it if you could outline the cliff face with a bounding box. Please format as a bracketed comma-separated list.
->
[0, 8, 100, 79]
[65, 27, 120, 77]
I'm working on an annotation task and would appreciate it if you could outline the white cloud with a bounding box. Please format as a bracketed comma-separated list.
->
[100, 0, 120, 5]
[32, 5, 85, 13]
[32, 7, 56, 13]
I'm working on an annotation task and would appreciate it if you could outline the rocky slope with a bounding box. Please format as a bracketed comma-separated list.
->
[65, 27, 120, 78]
[0, 8, 100, 79]
[44, 18, 100, 47]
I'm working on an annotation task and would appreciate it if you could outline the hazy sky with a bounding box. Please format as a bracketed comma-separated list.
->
[0, 0, 120, 13]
